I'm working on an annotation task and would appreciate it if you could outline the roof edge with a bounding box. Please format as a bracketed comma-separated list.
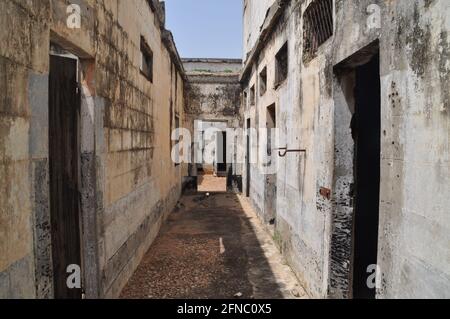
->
[146, 1, 187, 81]
[239, 0, 291, 83]
[182, 58, 243, 64]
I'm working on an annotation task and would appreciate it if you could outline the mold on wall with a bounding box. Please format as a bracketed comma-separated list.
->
[183, 59, 243, 186]
[241, 0, 450, 298]
[0, 0, 187, 298]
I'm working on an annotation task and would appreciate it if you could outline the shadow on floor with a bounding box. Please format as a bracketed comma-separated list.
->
[120, 192, 301, 299]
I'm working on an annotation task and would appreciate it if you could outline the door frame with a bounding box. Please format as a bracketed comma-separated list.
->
[329, 40, 381, 299]
[48, 41, 101, 298]
[48, 52, 83, 298]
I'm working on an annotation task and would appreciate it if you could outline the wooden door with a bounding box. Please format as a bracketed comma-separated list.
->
[49, 55, 82, 299]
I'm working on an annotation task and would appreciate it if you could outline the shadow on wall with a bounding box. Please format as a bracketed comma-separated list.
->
[119, 192, 286, 299]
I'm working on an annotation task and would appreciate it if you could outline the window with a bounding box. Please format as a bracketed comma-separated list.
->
[303, 0, 334, 63]
[140, 36, 153, 82]
[243, 90, 248, 108]
[275, 42, 288, 88]
[250, 85, 256, 106]
[259, 67, 267, 96]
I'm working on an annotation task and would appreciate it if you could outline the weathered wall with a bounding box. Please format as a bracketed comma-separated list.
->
[241, 0, 450, 299]
[0, 0, 186, 298]
[243, 0, 277, 60]
[184, 58, 242, 74]
[184, 59, 243, 184]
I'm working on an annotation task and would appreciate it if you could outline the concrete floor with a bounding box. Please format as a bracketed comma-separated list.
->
[120, 188, 307, 299]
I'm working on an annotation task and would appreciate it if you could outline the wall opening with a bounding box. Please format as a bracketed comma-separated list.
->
[250, 85, 256, 106]
[266, 104, 276, 157]
[217, 131, 227, 173]
[243, 90, 248, 108]
[140, 36, 154, 82]
[275, 42, 288, 88]
[246, 118, 251, 197]
[265, 104, 277, 224]
[259, 66, 267, 96]
[174, 115, 180, 166]
[351, 53, 381, 299]
[49, 54, 83, 299]
[303, 0, 334, 63]
[330, 40, 380, 299]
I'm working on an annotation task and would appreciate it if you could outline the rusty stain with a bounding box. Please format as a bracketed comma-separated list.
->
[319, 187, 331, 200]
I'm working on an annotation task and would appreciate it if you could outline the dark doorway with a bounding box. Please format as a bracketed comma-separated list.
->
[246, 119, 251, 197]
[265, 104, 277, 224]
[49, 55, 83, 299]
[217, 131, 227, 172]
[351, 53, 381, 299]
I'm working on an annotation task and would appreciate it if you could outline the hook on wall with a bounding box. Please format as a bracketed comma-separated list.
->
[275, 147, 307, 157]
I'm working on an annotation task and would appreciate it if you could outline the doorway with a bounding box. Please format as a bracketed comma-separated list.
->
[49, 55, 83, 299]
[330, 41, 381, 299]
[246, 118, 251, 197]
[217, 131, 227, 173]
[351, 53, 381, 299]
[264, 104, 277, 224]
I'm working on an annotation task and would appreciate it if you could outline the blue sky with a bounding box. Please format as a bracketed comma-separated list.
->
[165, 0, 243, 59]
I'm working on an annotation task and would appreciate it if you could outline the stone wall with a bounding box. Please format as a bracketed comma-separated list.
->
[241, 0, 450, 298]
[183, 59, 243, 186]
[0, 0, 186, 298]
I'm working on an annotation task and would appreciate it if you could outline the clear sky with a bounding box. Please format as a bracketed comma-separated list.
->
[165, 0, 243, 59]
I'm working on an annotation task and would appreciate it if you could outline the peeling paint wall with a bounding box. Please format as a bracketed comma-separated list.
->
[184, 59, 243, 187]
[242, 0, 450, 298]
[0, 0, 186, 298]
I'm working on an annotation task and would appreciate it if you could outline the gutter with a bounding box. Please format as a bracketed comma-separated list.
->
[239, 0, 291, 83]
[162, 30, 188, 82]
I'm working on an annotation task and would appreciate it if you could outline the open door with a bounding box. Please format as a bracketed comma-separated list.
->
[49, 55, 83, 299]
[216, 131, 227, 173]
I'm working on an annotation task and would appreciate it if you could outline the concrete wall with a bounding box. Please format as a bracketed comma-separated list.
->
[184, 59, 243, 185]
[184, 58, 242, 74]
[0, 0, 186, 298]
[241, 0, 450, 299]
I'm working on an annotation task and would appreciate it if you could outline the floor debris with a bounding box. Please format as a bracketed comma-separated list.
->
[120, 191, 307, 299]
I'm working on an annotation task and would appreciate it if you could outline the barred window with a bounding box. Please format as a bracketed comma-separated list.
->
[303, 0, 334, 63]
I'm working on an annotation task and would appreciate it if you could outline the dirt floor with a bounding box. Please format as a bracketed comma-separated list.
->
[120, 189, 307, 299]
[197, 174, 227, 193]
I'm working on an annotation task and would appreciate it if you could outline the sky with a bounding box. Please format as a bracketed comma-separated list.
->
[165, 0, 243, 59]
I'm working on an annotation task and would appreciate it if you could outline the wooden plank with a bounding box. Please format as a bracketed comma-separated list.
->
[49, 55, 82, 299]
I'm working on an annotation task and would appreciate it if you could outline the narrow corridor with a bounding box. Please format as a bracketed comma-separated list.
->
[120, 190, 306, 299]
